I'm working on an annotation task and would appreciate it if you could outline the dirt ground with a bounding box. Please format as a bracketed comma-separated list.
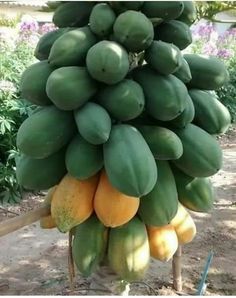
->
[0, 126, 235, 296]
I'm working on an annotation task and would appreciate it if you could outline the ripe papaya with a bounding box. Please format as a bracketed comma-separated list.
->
[177, 1, 196, 25]
[49, 26, 96, 67]
[17, 105, 76, 159]
[86, 41, 129, 85]
[72, 214, 108, 277]
[20, 61, 54, 106]
[34, 28, 72, 61]
[89, 3, 116, 37]
[16, 148, 66, 190]
[145, 41, 182, 75]
[103, 124, 157, 197]
[136, 125, 183, 160]
[155, 20, 192, 50]
[113, 10, 154, 52]
[170, 203, 196, 244]
[51, 174, 99, 233]
[172, 165, 214, 213]
[53, 1, 94, 28]
[173, 58, 192, 83]
[132, 65, 188, 121]
[172, 124, 222, 177]
[94, 170, 139, 227]
[138, 160, 178, 226]
[65, 134, 103, 180]
[40, 186, 57, 229]
[189, 89, 231, 134]
[74, 102, 111, 145]
[97, 79, 145, 121]
[147, 225, 178, 262]
[142, 1, 184, 21]
[184, 54, 229, 90]
[46, 66, 98, 110]
[169, 95, 195, 128]
[108, 217, 150, 281]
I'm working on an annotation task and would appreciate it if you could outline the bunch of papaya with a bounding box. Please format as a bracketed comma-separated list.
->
[15, 1, 231, 282]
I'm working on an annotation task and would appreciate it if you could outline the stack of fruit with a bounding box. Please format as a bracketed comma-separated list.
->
[16, 1, 231, 281]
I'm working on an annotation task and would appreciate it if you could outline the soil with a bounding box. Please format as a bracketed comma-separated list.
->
[0, 126, 235, 296]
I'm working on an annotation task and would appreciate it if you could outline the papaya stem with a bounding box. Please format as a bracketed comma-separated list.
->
[68, 229, 75, 291]
[172, 245, 182, 292]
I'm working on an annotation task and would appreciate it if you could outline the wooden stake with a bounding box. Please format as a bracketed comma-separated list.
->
[68, 229, 75, 291]
[172, 245, 182, 292]
[0, 205, 50, 237]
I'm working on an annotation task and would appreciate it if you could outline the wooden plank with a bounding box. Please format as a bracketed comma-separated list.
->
[0, 205, 50, 237]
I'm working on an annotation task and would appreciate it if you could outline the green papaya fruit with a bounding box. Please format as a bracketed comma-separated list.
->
[86, 41, 129, 85]
[189, 89, 231, 134]
[184, 54, 229, 90]
[136, 125, 183, 160]
[177, 1, 196, 25]
[74, 102, 111, 145]
[172, 124, 223, 177]
[17, 105, 76, 159]
[113, 10, 154, 52]
[103, 124, 157, 197]
[142, 1, 184, 21]
[46, 66, 98, 110]
[132, 65, 188, 121]
[20, 61, 54, 106]
[72, 214, 108, 277]
[97, 79, 145, 121]
[138, 160, 178, 226]
[34, 28, 71, 61]
[16, 149, 66, 190]
[89, 3, 116, 37]
[66, 134, 103, 180]
[155, 20, 192, 50]
[49, 26, 96, 66]
[145, 40, 182, 75]
[53, 1, 94, 28]
[173, 58, 192, 83]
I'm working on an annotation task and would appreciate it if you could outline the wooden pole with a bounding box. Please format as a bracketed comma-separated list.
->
[0, 205, 50, 237]
[172, 245, 182, 292]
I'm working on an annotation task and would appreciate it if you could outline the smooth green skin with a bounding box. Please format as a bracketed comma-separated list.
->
[20, 61, 54, 106]
[137, 125, 183, 160]
[138, 160, 178, 227]
[34, 28, 71, 61]
[172, 124, 223, 177]
[108, 217, 150, 282]
[184, 54, 229, 90]
[103, 124, 157, 197]
[169, 95, 195, 128]
[89, 3, 116, 37]
[113, 10, 154, 52]
[132, 65, 188, 121]
[155, 20, 192, 50]
[49, 27, 96, 67]
[97, 79, 145, 121]
[123, 1, 144, 10]
[16, 149, 66, 190]
[145, 40, 182, 75]
[142, 1, 184, 20]
[74, 102, 111, 145]
[17, 106, 76, 159]
[72, 214, 108, 277]
[172, 165, 214, 213]
[177, 1, 197, 25]
[66, 134, 103, 180]
[46, 66, 97, 111]
[53, 2, 94, 28]
[86, 41, 129, 85]
[173, 58, 192, 83]
[189, 89, 231, 134]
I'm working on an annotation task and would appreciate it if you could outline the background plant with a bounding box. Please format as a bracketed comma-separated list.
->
[0, 16, 55, 204]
